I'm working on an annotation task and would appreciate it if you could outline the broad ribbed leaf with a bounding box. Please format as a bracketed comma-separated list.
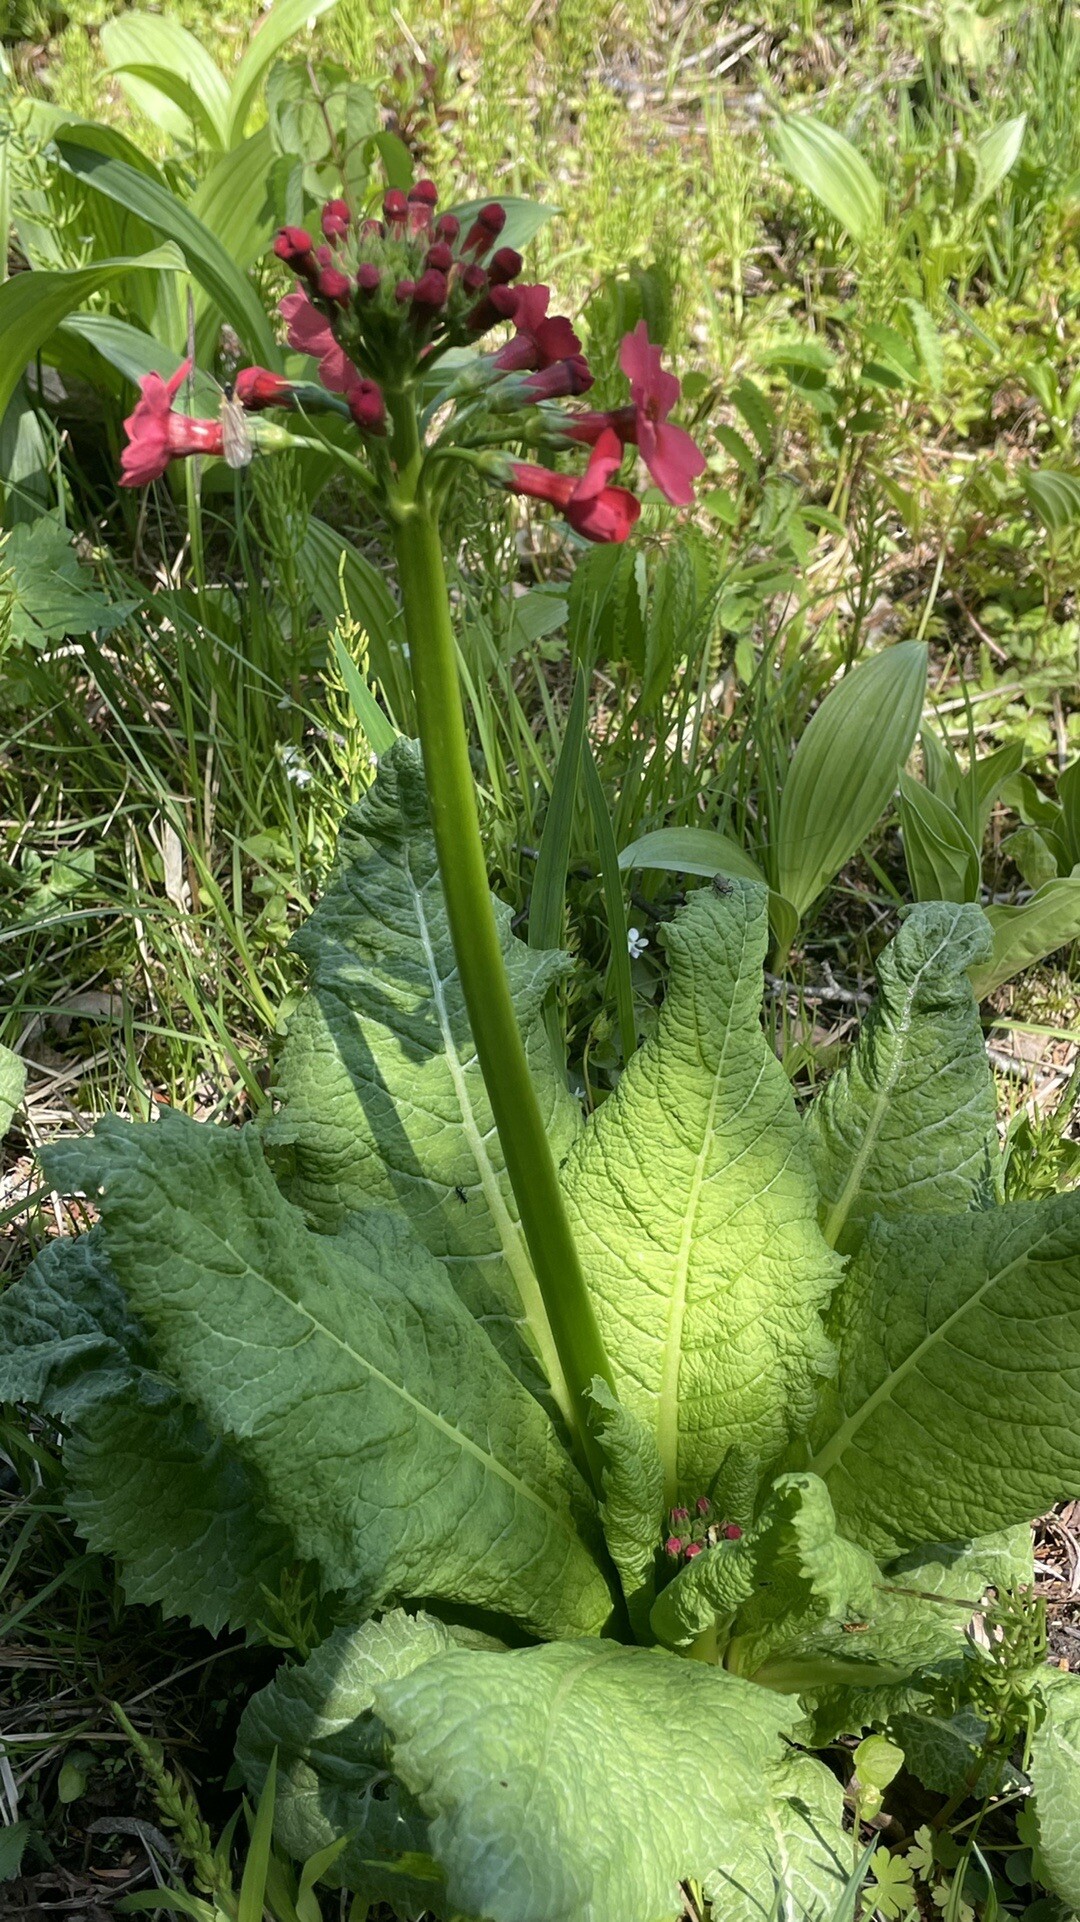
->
[770, 114, 885, 246]
[1030, 1672, 1080, 1910]
[898, 772, 980, 903]
[376, 1640, 848, 1922]
[810, 1197, 1080, 1558]
[808, 903, 998, 1254]
[265, 739, 580, 1407]
[971, 869, 1080, 996]
[0, 1043, 25, 1135]
[0, 1234, 292, 1633]
[44, 1112, 609, 1640]
[775, 644, 927, 919]
[617, 825, 766, 885]
[225, 0, 339, 146]
[587, 1377, 665, 1621]
[237, 1611, 452, 1915]
[704, 1751, 851, 1922]
[562, 880, 840, 1502]
[100, 14, 232, 148]
[0, 248, 184, 425]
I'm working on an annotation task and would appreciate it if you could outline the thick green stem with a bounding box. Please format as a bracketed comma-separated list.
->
[385, 389, 615, 1490]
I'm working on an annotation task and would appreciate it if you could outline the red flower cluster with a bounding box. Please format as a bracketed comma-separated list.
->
[119, 177, 706, 545]
[663, 1495, 742, 1565]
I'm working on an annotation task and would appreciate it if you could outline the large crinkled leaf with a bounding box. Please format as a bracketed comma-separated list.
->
[562, 880, 840, 1502]
[795, 1528, 1033, 1742]
[807, 903, 999, 1255]
[237, 1611, 454, 1916]
[375, 1639, 849, 1922]
[809, 1197, 1080, 1558]
[650, 1473, 876, 1665]
[587, 1377, 664, 1627]
[0, 1233, 292, 1635]
[1029, 1670, 1080, 1913]
[889, 1707, 1025, 1800]
[264, 738, 580, 1407]
[704, 1751, 851, 1922]
[44, 1112, 609, 1641]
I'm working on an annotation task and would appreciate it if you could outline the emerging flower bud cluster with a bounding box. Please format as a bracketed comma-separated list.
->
[663, 1496, 743, 1564]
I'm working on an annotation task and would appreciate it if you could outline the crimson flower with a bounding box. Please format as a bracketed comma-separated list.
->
[507, 429, 639, 543]
[120, 359, 223, 487]
[561, 324, 705, 505]
[492, 284, 583, 373]
[280, 290, 363, 398]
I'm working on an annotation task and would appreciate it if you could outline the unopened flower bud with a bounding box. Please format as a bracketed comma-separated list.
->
[314, 243, 333, 269]
[424, 241, 454, 273]
[696, 1496, 711, 1515]
[322, 198, 351, 241]
[670, 1506, 689, 1523]
[356, 262, 381, 297]
[394, 278, 416, 304]
[412, 268, 448, 314]
[383, 188, 408, 231]
[361, 217, 385, 240]
[461, 264, 488, 296]
[407, 178, 439, 232]
[435, 213, 460, 244]
[664, 1536, 684, 1557]
[521, 354, 593, 400]
[463, 201, 506, 256]
[723, 1523, 743, 1541]
[318, 267, 352, 307]
[488, 246, 523, 286]
[684, 1541, 703, 1559]
[273, 226, 315, 275]
[348, 379, 386, 434]
[234, 367, 297, 410]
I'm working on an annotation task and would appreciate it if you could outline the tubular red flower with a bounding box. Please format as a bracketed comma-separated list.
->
[462, 201, 506, 257]
[273, 225, 314, 265]
[347, 379, 387, 435]
[321, 198, 351, 242]
[618, 319, 706, 505]
[488, 246, 523, 287]
[233, 367, 298, 410]
[520, 355, 593, 401]
[280, 290, 363, 399]
[492, 284, 582, 372]
[505, 430, 639, 543]
[120, 359, 224, 486]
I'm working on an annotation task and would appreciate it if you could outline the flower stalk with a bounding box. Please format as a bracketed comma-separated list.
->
[384, 383, 615, 1488]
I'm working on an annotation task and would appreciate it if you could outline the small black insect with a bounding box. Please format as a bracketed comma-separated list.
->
[454, 1185, 468, 1204]
[711, 874, 734, 896]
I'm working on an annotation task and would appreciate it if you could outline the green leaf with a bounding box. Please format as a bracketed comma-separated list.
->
[562, 881, 840, 1502]
[971, 115, 1026, 207]
[587, 1377, 665, 1622]
[971, 871, 1080, 996]
[226, 0, 339, 148]
[55, 143, 279, 365]
[775, 644, 928, 918]
[807, 903, 998, 1255]
[769, 114, 885, 246]
[376, 1639, 848, 1922]
[45, 1111, 610, 1640]
[530, 671, 585, 951]
[617, 824, 766, 885]
[4, 519, 138, 648]
[331, 631, 398, 756]
[809, 1193, 1080, 1558]
[890, 1708, 1022, 1800]
[1029, 1671, 1080, 1908]
[1021, 467, 1080, 534]
[236, 1610, 453, 1914]
[0, 1233, 293, 1633]
[704, 1749, 852, 1922]
[100, 13, 231, 148]
[1003, 825, 1059, 892]
[0, 1822, 32, 1883]
[0, 1042, 25, 1136]
[296, 517, 410, 725]
[264, 740, 582, 1408]
[898, 772, 981, 903]
[0, 247, 184, 427]
[57, 315, 221, 412]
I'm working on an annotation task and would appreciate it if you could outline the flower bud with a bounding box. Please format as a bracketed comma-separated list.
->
[348, 379, 386, 435]
[461, 264, 488, 296]
[318, 267, 352, 307]
[696, 1496, 711, 1515]
[356, 262, 381, 297]
[521, 355, 593, 400]
[722, 1523, 743, 1541]
[488, 246, 523, 287]
[435, 213, 460, 245]
[407, 177, 439, 232]
[314, 243, 333, 269]
[234, 367, 297, 410]
[394, 278, 416, 304]
[412, 268, 448, 315]
[684, 1541, 703, 1559]
[322, 198, 351, 242]
[466, 279, 516, 336]
[361, 217, 386, 240]
[462, 201, 506, 256]
[664, 1536, 684, 1557]
[424, 241, 454, 274]
[670, 1506, 689, 1523]
[273, 227, 316, 278]
[383, 188, 408, 232]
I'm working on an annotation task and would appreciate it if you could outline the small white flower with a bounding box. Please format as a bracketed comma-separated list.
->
[627, 927, 649, 959]
[278, 743, 314, 789]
